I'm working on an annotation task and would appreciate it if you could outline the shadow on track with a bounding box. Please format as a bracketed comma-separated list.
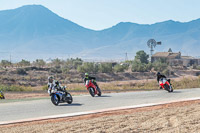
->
[59, 103, 83, 106]
[96, 95, 111, 98]
[171, 90, 182, 93]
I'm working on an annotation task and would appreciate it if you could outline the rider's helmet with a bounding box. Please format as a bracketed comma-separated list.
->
[157, 72, 161, 77]
[48, 76, 54, 83]
[85, 73, 89, 78]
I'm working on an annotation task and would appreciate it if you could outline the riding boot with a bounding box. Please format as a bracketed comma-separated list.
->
[167, 79, 171, 85]
[94, 82, 99, 88]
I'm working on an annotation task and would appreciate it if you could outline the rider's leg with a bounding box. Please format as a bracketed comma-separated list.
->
[93, 82, 99, 88]
[167, 79, 171, 84]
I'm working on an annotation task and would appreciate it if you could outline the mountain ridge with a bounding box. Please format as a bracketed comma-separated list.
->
[0, 5, 200, 61]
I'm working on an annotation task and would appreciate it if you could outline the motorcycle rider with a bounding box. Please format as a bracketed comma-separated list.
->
[0, 90, 5, 99]
[84, 73, 99, 88]
[47, 76, 67, 94]
[157, 72, 171, 89]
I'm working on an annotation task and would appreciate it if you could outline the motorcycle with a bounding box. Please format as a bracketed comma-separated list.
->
[48, 86, 73, 106]
[85, 80, 101, 97]
[0, 90, 5, 99]
[159, 78, 173, 92]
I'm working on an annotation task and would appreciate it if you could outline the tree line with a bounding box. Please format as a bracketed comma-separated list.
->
[0, 50, 172, 75]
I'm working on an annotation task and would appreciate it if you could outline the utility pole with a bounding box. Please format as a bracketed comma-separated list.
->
[125, 52, 128, 61]
[10, 53, 11, 64]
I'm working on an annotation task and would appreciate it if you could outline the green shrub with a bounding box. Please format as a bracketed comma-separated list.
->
[33, 59, 46, 67]
[114, 64, 126, 72]
[42, 85, 48, 91]
[1, 60, 11, 68]
[50, 66, 62, 73]
[132, 60, 149, 72]
[51, 58, 63, 67]
[18, 59, 31, 67]
[195, 66, 200, 70]
[162, 68, 170, 76]
[66, 58, 83, 69]
[62, 65, 70, 74]
[153, 61, 168, 72]
[77, 62, 98, 73]
[135, 50, 149, 64]
[16, 68, 27, 75]
[99, 63, 113, 73]
[0, 84, 32, 92]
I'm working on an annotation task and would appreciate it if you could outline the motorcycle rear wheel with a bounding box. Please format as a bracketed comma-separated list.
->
[97, 87, 102, 96]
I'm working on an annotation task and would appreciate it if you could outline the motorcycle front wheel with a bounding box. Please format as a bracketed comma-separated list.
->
[166, 84, 173, 93]
[51, 94, 60, 106]
[169, 85, 173, 92]
[66, 93, 73, 104]
[89, 88, 95, 97]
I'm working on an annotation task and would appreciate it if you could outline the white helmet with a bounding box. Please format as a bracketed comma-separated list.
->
[48, 76, 54, 82]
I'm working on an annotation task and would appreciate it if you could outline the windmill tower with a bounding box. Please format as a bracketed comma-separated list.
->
[147, 39, 161, 57]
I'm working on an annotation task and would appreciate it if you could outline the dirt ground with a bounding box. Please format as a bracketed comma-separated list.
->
[1, 100, 200, 133]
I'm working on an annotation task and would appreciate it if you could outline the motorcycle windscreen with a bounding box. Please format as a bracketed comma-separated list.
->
[86, 80, 90, 86]
[160, 78, 167, 84]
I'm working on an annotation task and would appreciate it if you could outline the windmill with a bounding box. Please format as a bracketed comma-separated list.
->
[147, 39, 161, 56]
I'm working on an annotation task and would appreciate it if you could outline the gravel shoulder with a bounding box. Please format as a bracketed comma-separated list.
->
[1, 100, 200, 133]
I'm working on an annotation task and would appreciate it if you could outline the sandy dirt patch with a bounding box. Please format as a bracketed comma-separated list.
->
[1, 100, 200, 133]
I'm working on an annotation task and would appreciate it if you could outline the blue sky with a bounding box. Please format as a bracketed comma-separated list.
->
[0, 0, 200, 30]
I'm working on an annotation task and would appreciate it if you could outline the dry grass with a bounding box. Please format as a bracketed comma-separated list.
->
[2, 76, 200, 92]
[67, 76, 200, 91]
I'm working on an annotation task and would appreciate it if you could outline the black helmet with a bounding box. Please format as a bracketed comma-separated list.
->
[157, 72, 161, 76]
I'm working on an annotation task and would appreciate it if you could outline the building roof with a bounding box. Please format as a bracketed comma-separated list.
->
[181, 56, 195, 59]
[168, 53, 180, 58]
[152, 52, 170, 57]
[152, 52, 181, 58]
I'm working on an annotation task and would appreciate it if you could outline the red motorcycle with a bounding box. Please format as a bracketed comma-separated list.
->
[85, 80, 101, 97]
[159, 78, 173, 92]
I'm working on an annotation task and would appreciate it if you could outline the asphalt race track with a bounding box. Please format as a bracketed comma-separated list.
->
[1, 88, 200, 124]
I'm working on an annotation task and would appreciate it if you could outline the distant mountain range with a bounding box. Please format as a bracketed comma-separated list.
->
[0, 5, 200, 61]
